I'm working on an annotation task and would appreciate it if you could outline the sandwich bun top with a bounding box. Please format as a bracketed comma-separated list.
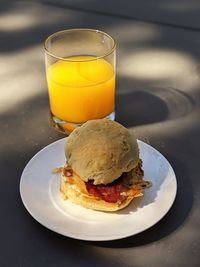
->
[65, 119, 139, 185]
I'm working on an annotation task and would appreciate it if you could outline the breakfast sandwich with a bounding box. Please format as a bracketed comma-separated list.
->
[60, 119, 151, 211]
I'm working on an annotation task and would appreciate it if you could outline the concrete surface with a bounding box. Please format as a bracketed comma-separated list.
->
[0, 1, 200, 267]
[35, 0, 200, 29]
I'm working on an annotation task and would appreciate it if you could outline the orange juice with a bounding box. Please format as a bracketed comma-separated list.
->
[46, 56, 115, 123]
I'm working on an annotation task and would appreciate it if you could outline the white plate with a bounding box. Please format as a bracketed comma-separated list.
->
[20, 138, 177, 241]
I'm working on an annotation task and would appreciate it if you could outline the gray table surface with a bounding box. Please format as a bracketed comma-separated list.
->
[0, 1, 200, 266]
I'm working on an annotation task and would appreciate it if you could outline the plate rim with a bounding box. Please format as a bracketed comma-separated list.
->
[20, 138, 177, 241]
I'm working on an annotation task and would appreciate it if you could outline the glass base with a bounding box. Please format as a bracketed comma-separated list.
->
[49, 111, 115, 135]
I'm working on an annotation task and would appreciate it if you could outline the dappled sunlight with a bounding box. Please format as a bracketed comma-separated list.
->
[0, 3, 199, 267]
[0, 13, 38, 31]
[0, 45, 44, 77]
[0, 45, 46, 114]
[0, 68, 46, 114]
[112, 23, 161, 43]
[0, 0, 199, 263]
[161, 0, 200, 12]
[0, 2, 70, 32]
[119, 49, 195, 81]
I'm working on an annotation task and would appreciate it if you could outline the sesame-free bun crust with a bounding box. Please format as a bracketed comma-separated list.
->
[60, 173, 135, 212]
[65, 119, 139, 185]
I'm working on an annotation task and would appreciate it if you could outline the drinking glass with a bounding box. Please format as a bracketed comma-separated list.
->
[44, 28, 116, 134]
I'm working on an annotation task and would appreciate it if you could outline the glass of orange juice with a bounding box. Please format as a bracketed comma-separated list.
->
[44, 28, 116, 134]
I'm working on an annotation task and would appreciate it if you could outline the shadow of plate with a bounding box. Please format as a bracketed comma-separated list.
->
[90, 156, 193, 248]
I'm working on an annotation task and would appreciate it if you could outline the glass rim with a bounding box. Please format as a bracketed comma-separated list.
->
[44, 28, 116, 62]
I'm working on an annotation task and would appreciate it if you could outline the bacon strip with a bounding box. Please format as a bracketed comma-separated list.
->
[63, 160, 150, 203]
[85, 180, 126, 203]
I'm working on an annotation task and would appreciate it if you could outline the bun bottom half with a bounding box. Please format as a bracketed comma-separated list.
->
[60, 174, 135, 212]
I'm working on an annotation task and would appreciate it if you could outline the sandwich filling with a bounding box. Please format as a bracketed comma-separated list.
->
[61, 160, 151, 204]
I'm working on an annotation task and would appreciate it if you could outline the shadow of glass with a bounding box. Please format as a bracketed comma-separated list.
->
[115, 86, 195, 128]
[115, 90, 169, 127]
[150, 87, 195, 119]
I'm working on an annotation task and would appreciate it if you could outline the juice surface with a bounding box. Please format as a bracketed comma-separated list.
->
[47, 56, 115, 123]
